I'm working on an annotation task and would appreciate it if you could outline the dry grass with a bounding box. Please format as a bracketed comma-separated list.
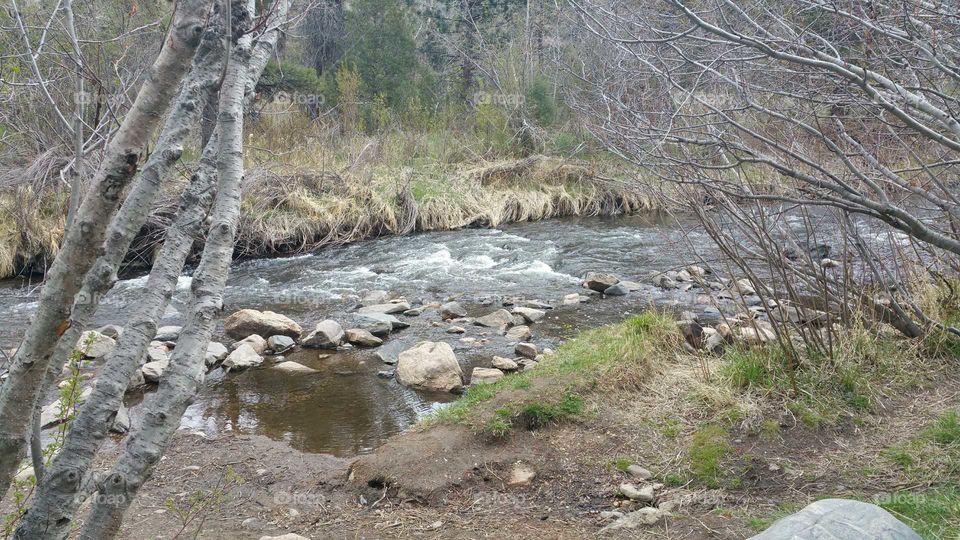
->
[0, 111, 656, 278]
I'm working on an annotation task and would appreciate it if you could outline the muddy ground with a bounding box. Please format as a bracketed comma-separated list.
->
[91, 358, 960, 539]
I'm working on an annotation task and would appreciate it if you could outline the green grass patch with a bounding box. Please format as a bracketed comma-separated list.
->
[423, 312, 679, 429]
[871, 488, 960, 539]
[926, 411, 960, 446]
[689, 424, 733, 488]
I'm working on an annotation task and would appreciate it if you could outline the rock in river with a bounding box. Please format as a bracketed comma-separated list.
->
[272, 361, 318, 374]
[223, 343, 264, 371]
[440, 301, 467, 320]
[511, 307, 545, 323]
[506, 325, 532, 342]
[302, 320, 345, 349]
[205, 341, 229, 367]
[345, 328, 383, 347]
[474, 309, 513, 328]
[358, 302, 410, 315]
[224, 309, 302, 341]
[603, 283, 629, 296]
[515, 342, 538, 359]
[232, 334, 267, 354]
[583, 271, 619, 292]
[396, 341, 463, 392]
[266, 335, 295, 354]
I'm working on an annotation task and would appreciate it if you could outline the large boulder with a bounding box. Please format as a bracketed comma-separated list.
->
[224, 309, 302, 341]
[440, 301, 468, 320]
[344, 328, 383, 347]
[474, 309, 513, 329]
[76, 331, 116, 359]
[583, 272, 619, 293]
[301, 320, 345, 349]
[506, 325, 532, 342]
[396, 341, 463, 392]
[223, 344, 264, 371]
[750, 499, 921, 540]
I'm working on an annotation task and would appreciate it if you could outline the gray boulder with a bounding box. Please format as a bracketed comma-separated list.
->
[272, 361, 318, 374]
[474, 309, 513, 328]
[344, 328, 383, 347]
[76, 331, 116, 359]
[223, 343, 264, 371]
[583, 272, 619, 292]
[506, 325, 532, 342]
[96, 324, 123, 339]
[204, 342, 229, 367]
[512, 307, 545, 323]
[750, 499, 921, 540]
[470, 367, 504, 385]
[232, 334, 267, 354]
[358, 302, 410, 315]
[155, 325, 183, 341]
[515, 342, 538, 359]
[358, 313, 409, 332]
[141, 360, 169, 383]
[266, 335, 295, 354]
[603, 283, 629, 296]
[440, 301, 467, 320]
[224, 309, 302, 340]
[302, 320, 345, 349]
[396, 341, 463, 392]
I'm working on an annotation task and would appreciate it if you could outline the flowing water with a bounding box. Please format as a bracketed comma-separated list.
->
[0, 211, 892, 456]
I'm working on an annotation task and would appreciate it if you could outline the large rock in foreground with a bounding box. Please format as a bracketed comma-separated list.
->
[396, 341, 463, 392]
[750, 499, 921, 540]
[224, 309, 302, 341]
[302, 320, 345, 349]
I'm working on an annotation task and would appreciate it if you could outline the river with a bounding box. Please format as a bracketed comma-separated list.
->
[0, 211, 892, 456]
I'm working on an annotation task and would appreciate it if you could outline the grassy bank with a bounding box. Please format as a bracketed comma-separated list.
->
[0, 115, 655, 279]
[419, 295, 960, 537]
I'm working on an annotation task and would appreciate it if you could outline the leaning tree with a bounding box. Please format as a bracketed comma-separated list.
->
[0, 0, 291, 537]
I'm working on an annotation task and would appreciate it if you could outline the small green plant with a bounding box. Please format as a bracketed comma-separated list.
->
[663, 472, 686, 487]
[610, 457, 632, 473]
[661, 418, 682, 438]
[689, 424, 733, 488]
[519, 393, 584, 429]
[926, 411, 960, 446]
[884, 447, 916, 468]
[484, 408, 513, 438]
[760, 419, 781, 440]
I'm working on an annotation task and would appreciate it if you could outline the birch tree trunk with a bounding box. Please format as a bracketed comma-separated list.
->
[78, 1, 286, 536]
[0, 0, 214, 497]
[13, 19, 228, 540]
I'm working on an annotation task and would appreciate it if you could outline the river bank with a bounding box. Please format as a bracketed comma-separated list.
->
[75, 290, 959, 539]
[0, 154, 654, 280]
